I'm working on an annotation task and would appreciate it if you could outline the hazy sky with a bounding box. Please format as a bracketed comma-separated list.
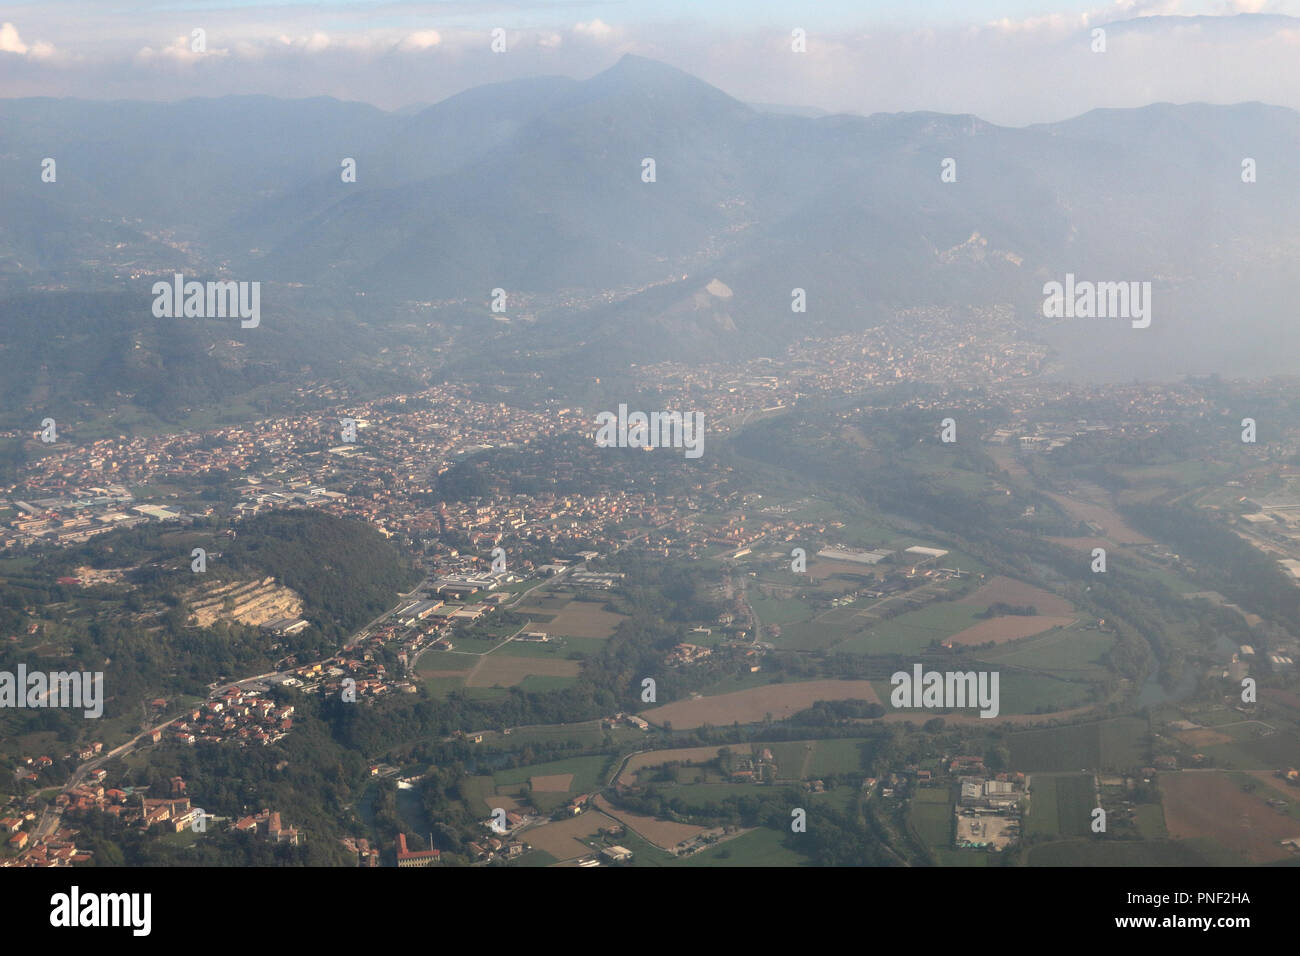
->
[3, 1, 1300, 124]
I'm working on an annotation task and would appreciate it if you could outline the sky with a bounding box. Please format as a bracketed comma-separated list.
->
[2, 0, 1300, 124]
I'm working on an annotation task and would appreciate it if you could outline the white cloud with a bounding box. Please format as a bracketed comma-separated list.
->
[574, 20, 618, 43]
[399, 30, 442, 52]
[0, 20, 54, 58]
[136, 33, 230, 63]
[0, 21, 28, 54]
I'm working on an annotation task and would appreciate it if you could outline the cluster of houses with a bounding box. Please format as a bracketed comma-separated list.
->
[1, 820, 91, 867]
[725, 748, 779, 784]
[603, 713, 650, 732]
[3, 771, 300, 865]
[233, 809, 300, 846]
[162, 690, 295, 747]
[667, 642, 712, 665]
[464, 835, 528, 863]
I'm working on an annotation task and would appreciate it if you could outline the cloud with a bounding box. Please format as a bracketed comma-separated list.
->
[399, 30, 441, 52]
[136, 32, 229, 64]
[573, 20, 619, 43]
[6, 6, 1300, 124]
[0, 21, 28, 54]
[0, 20, 54, 58]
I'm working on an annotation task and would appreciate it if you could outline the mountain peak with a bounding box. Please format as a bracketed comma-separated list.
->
[584, 54, 749, 113]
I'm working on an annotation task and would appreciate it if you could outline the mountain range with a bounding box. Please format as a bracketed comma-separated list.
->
[3, 54, 1300, 379]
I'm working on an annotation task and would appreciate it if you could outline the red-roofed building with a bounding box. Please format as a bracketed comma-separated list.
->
[396, 833, 440, 867]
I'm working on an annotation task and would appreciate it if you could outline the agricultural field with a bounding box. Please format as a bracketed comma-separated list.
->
[521, 812, 618, 862]
[872, 670, 1095, 718]
[1009, 717, 1149, 772]
[909, 786, 954, 851]
[802, 560, 880, 585]
[828, 602, 986, 656]
[750, 596, 816, 625]
[993, 671, 1097, 715]
[1043, 488, 1154, 546]
[977, 627, 1114, 679]
[496, 635, 607, 659]
[1027, 840, 1240, 867]
[419, 651, 580, 693]
[1026, 773, 1094, 839]
[1026, 775, 1060, 838]
[460, 775, 501, 813]
[640, 680, 881, 730]
[673, 826, 807, 866]
[593, 794, 714, 850]
[1160, 772, 1300, 863]
[618, 746, 739, 783]
[1133, 802, 1168, 838]
[807, 738, 871, 777]
[618, 739, 865, 785]
[943, 615, 1076, 648]
[515, 592, 574, 612]
[956, 576, 1075, 616]
[766, 740, 815, 779]
[614, 826, 809, 867]
[472, 720, 643, 751]
[494, 755, 613, 794]
[1193, 716, 1300, 770]
[525, 599, 625, 639]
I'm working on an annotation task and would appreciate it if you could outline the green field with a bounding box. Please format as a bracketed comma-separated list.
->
[808, 738, 870, 777]
[751, 596, 816, 625]
[648, 782, 784, 809]
[767, 741, 815, 779]
[476, 720, 634, 750]
[459, 775, 496, 810]
[909, 787, 953, 850]
[776, 619, 865, 652]
[994, 672, 1097, 715]
[420, 675, 466, 697]
[622, 825, 811, 867]
[494, 755, 613, 794]
[1026, 773, 1096, 839]
[1134, 802, 1167, 838]
[870, 671, 1096, 718]
[1054, 774, 1097, 838]
[1028, 839, 1244, 866]
[1099, 717, 1150, 769]
[829, 602, 985, 656]
[977, 628, 1114, 678]
[416, 651, 478, 671]
[1200, 723, 1300, 770]
[1026, 776, 1059, 838]
[1010, 717, 1148, 772]
[497, 636, 606, 660]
